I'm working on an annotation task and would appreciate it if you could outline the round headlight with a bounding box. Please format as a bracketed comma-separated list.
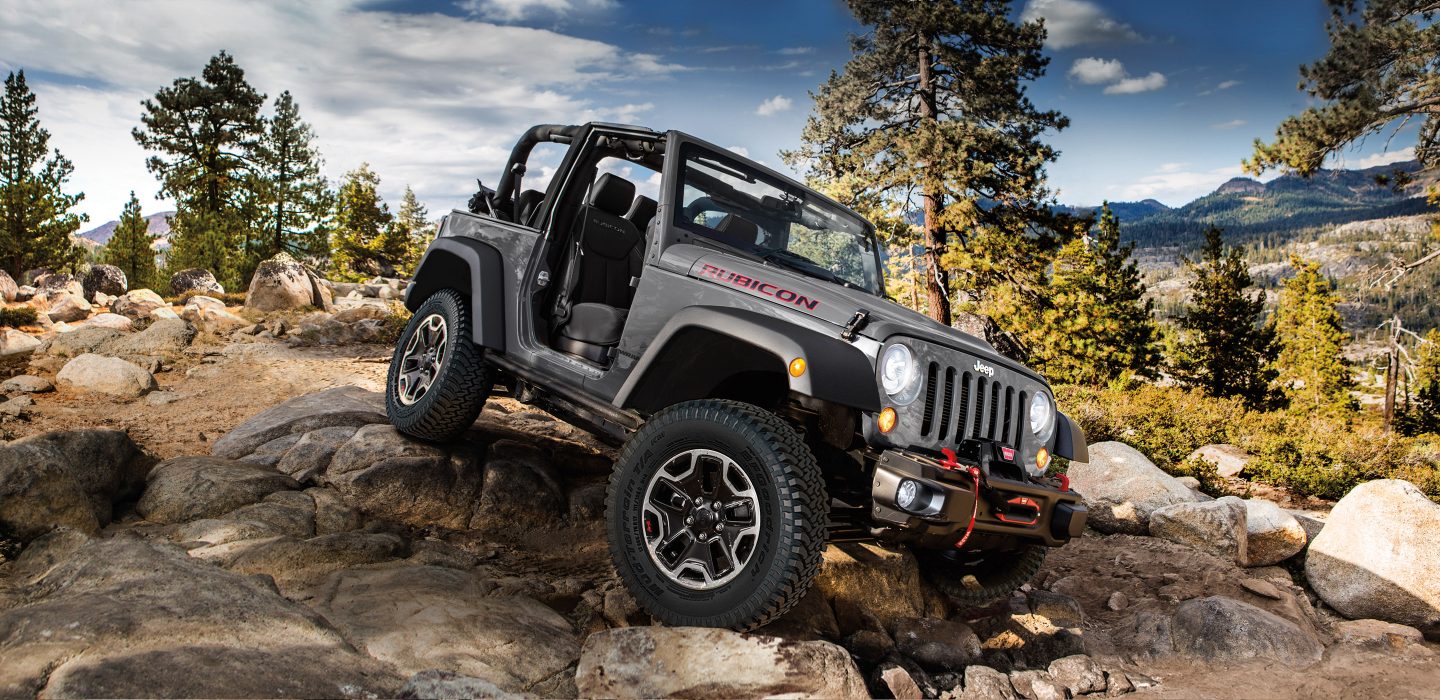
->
[879, 344, 923, 405]
[1029, 391, 1056, 443]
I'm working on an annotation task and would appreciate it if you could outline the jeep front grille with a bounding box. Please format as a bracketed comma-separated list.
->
[918, 361, 1027, 448]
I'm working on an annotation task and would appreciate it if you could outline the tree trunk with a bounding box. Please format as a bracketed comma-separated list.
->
[1384, 315, 1400, 431]
[916, 31, 951, 325]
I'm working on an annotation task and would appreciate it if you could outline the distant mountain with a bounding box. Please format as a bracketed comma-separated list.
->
[1055, 199, 1172, 221]
[75, 211, 174, 251]
[1115, 161, 1437, 251]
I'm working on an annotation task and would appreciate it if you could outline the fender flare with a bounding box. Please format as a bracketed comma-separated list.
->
[614, 306, 881, 412]
[1053, 411, 1088, 463]
[405, 236, 506, 352]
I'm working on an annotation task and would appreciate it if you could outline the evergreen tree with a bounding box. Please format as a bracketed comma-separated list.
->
[133, 52, 264, 289]
[102, 191, 158, 290]
[0, 70, 84, 277]
[1397, 328, 1440, 435]
[249, 90, 331, 272]
[1247, 0, 1440, 176]
[1171, 226, 1277, 407]
[376, 186, 427, 277]
[784, 0, 1068, 325]
[330, 163, 391, 281]
[1272, 257, 1353, 414]
[1027, 203, 1158, 385]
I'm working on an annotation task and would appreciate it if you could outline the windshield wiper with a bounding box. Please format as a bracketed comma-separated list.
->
[757, 248, 866, 293]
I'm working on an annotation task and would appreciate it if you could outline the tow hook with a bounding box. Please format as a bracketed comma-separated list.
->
[941, 448, 985, 549]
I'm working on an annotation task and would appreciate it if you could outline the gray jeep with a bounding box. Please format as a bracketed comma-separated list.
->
[387, 122, 1089, 631]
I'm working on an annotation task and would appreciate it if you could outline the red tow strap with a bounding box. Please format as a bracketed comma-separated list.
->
[940, 449, 983, 550]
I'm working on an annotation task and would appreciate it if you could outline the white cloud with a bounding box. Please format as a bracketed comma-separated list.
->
[1111, 163, 1258, 204]
[457, 0, 615, 22]
[1211, 119, 1246, 129]
[1068, 57, 1125, 85]
[756, 95, 793, 116]
[0, 0, 681, 223]
[1020, 0, 1145, 49]
[1103, 71, 1167, 94]
[1341, 146, 1417, 169]
[777, 47, 814, 55]
[726, 146, 750, 157]
[1216, 80, 1241, 90]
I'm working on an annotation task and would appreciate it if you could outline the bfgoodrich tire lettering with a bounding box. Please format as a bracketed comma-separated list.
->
[607, 399, 828, 631]
[385, 289, 493, 442]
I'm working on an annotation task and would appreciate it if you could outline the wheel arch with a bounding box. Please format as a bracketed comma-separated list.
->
[614, 306, 881, 414]
[405, 236, 506, 352]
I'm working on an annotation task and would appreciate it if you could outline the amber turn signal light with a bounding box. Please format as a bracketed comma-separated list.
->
[1036, 447, 1051, 471]
[878, 407, 898, 433]
[788, 357, 807, 377]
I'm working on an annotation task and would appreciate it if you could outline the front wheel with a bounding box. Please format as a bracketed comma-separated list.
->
[385, 289, 493, 442]
[917, 544, 1048, 608]
[607, 399, 828, 631]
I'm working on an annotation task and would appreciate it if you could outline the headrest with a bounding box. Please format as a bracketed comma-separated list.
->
[625, 196, 658, 227]
[715, 214, 759, 246]
[589, 173, 635, 217]
[516, 189, 544, 224]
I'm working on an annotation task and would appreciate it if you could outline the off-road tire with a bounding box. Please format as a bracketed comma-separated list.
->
[918, 544, 1048, 608]
[607, 399, 828, 631]
[385, 289, 493, 442]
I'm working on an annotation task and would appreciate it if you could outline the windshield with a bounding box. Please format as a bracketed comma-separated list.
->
[673, 144, 884, 295]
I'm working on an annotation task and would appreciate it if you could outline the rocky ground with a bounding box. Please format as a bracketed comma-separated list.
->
[0, 257, 1438, 699]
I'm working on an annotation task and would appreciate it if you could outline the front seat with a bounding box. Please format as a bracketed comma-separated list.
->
[515, 189, 545, 227]
[624, 195, 657, 232]
[552, 173, 643, 363]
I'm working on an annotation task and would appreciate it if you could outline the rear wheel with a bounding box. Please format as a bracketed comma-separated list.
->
[917, 544, 1048, 608]
[607, 399, 828, 631]
[385, 289, 493, 441]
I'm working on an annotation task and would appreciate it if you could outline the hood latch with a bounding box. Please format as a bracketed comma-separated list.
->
[840, 309, 870, 342]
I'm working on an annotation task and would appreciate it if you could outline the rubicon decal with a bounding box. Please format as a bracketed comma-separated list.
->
[697, 263, 820, 310]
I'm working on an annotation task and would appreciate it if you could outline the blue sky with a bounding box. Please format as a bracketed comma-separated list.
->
[0, 0, 1420, 226]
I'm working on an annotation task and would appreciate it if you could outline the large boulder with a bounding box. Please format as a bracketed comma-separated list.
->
[56, 353, 157, 397]
[181, 295, 249, 333]
[1169, 596, 1324, 665]
[315, 565, 579, 693]
[46, 290, 92, 323]
[82, 263, 128, 299]
[0, 269, 17, 302]
[1242, 499, 1308, 566]
[812, 543, 946, 636]
[892, 617, 982, 670]
[110, 288, 167, 320]
[245, 252, 334, 312]
[44, 326, 123, 357]
[324, 424, 486, 530]
[1065, 441, 1197, 534]
[170, 267, 224, 296]
[136, 456, 299, 524]
[1148, 496, 1248, 565]
[110, 317, 196, 358]
[0, 328, 41, 356]
[0, 537, 401, 698]
[81, 312, 133, 331]
[576, 627, 868, 699]
[0, 429, 150, 541]
[1186, 444, 1252, 478]
[211, 385, 387, 458]
[35, 272, 83, 298]
[1305, 479, 1440, 638]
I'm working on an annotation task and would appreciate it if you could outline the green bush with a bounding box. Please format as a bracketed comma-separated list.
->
[1056, 383, 1440, 502]
[379, 301, 411, 344]
[0, 306, 37, 327]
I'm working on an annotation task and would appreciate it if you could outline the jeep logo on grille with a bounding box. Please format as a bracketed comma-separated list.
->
[973, 360, 995, 377]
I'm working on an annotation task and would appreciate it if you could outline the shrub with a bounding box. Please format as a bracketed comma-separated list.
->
[0, 306, 38, 328]
[379, 301, 411, 344]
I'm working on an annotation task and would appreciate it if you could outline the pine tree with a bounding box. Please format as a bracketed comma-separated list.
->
[0, 70, 85, 278]
[1027, 203, 1158, 385]
[1247, 0, 1440, 176]
[1272, 257, 1353, 414]
[249, 90, 332, 273]
[102, 191, 158, 290]
[133, 52, 264, 289]
[1397, 328, 1440, 435]
[330, 163, 391, 281]
[1171, 227, 1277, 407]
[375, 186, 427, 277]
[784, 0, 1068, 325]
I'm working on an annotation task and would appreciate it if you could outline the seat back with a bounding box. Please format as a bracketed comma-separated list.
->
[516, 189, 544, 227]
[553, 174, 642, 323]
[624, 195, 658, 233]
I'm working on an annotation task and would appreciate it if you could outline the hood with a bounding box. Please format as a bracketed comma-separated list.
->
[684, 248, 1047, 384]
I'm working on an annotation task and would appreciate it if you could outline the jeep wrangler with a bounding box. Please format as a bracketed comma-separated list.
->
[387, 122, 1089, 631]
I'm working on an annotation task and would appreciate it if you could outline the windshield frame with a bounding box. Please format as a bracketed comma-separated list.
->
[667, 141, 886, 296]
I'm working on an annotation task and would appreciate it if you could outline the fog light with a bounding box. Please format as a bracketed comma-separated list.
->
[896, 479, 920, 510]
[878, 407, 897, 433]
[788, 357, 807, 377]
[1037, 447, 1051, 471]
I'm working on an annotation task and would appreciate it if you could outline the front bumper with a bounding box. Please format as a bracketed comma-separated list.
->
[870, 448, 1087, 548]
